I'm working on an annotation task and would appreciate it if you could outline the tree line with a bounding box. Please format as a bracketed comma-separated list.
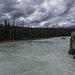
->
[0, 20, 75, 41]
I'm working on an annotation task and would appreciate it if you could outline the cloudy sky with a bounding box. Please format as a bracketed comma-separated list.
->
[0, 0, 75, 27]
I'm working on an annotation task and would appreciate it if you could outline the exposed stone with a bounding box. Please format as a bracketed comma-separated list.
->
[73, 56, 75, 59]
[61, 37, 66, 39]
[69, 31, 75, 55]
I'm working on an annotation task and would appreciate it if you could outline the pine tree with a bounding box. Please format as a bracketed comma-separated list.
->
[13, 21, 15, 26]
[5, 20, 7, 26]
[8, 21, 10, 27]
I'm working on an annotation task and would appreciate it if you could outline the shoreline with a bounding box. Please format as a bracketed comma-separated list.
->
[0, 36, 70, 43]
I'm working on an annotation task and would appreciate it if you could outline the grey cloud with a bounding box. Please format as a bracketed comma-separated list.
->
[0, 0, 75, 26]
[59, 0, 75, 15]
[0, 0, 18, 13]
[26, 0, 75, 23]
[11, 11, 25, 20]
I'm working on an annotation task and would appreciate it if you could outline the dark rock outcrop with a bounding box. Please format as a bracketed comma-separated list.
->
[69, 31, 75, 58]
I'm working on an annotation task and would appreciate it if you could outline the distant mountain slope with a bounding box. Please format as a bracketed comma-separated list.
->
[65, 25, 75, 28]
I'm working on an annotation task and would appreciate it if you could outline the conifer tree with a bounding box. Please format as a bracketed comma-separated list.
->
[5, 20, 7, 26]
[8, 21, 10, 27]
[13, 21, 15, 26]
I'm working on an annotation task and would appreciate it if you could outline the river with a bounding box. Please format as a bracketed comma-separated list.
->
[0, 36, 75, 75]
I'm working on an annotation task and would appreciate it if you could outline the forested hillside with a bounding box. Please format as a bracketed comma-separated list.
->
[0, 21, 75, 41]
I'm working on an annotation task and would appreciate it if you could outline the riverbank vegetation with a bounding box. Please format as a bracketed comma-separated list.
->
[0, 20, 75, 41]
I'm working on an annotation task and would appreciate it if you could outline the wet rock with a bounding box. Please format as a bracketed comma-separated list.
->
[73, 56, 75, 59]
[61, 37, 66, 39]
[69, 31, 75, 58]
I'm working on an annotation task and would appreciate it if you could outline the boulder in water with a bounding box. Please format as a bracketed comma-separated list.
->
[69, 31, 75, 56]
[61, 37, 66, 39]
